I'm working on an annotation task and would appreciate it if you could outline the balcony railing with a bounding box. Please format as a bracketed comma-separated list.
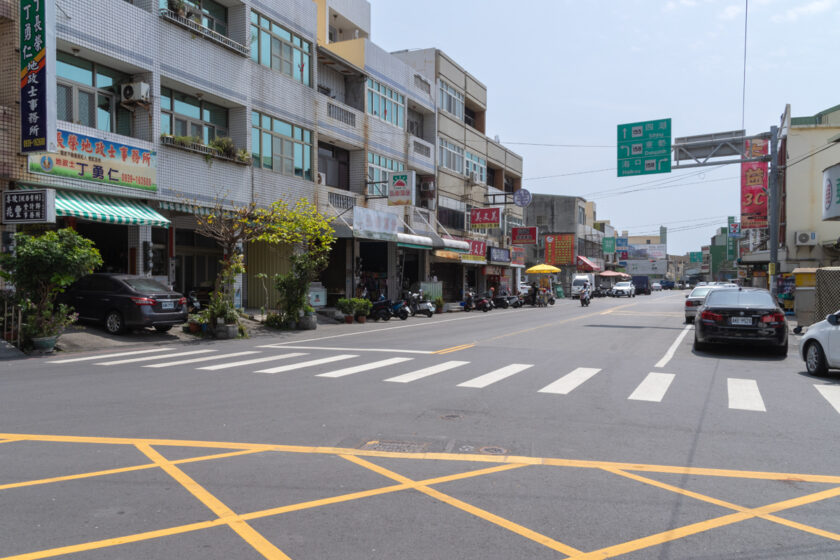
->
[159, 9, 249, 57]
[412, 139, 431, 158]
[327, 102, 356, 128]
[328, 190, 356, 210]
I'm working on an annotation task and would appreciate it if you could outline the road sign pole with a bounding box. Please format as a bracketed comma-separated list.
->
[768, 125, 779, 296]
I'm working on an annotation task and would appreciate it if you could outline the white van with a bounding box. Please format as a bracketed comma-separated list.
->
[571, 273, 595, 299]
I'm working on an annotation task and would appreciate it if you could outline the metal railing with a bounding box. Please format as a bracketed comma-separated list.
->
[328, 190, 356, 210]
[412, 139, 431, 158]
[159, 9, 249, 56]
[327, 102, 356, 128]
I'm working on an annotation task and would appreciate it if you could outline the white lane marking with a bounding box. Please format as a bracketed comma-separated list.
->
[256, 354, 357, 374]
[316, 357, 414, 378]
[143, 351, 260, 368]
[628, 372, 675, 402]
[199, 353, 307, 371]
[815, 386, 840, 414]
[457, 364, 533, 389]
[258, 345, 432, 354]
[538, 368, 602, 395]
[384, 361, 469, 383]
[48, 347, 174, 364]
[728, 378, 766, 411]
[96, 349, 216, 366]
[655, 325, 692, 368]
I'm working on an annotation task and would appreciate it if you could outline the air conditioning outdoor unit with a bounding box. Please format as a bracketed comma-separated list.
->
[420, 181, 434, 192]
[468, 171, 480, 184]
[317, 172, 326, 185]
[121, 82, 150, 104]
[795, 231, 818, 246]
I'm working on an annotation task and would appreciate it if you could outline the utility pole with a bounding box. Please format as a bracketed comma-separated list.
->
[767, 125, 780, 295]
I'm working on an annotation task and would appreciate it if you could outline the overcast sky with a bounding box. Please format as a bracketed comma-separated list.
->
[368, 0, 839, 255]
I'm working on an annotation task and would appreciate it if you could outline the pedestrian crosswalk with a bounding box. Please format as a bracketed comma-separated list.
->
[45, 347, 840, 416]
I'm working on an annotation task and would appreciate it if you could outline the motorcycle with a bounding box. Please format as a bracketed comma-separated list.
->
[406, 289, 435, 318]
[463, 290, 476, 312]
[187, 290, 201, 314]
[474, 292, 494, 312]
[580, 291, 591, 307]
[369, 298, 409, 321]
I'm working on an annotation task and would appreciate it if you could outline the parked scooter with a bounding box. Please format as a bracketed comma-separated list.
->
[406, 289, 435, 318]
[474, 292, 494, 312]
[463, 290, 476, 312]
[369, 298, 409, 321]
[187, 290, 201, 314]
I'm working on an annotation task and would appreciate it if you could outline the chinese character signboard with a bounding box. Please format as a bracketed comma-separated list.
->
[617, 118, 671, 177]
[487, 247, 510, 264]
[461, 240, 487, 264]
[616, 237, 628, 248]
[353, 206, 398, 241]
[544, 234, 574, 265]
[741, 139, 768, 229]
[388, 171, 414, 206]
[511, 226, 537, 244]
[469, 207, 501, 230]
[510, 246, 525, 267]
[823, 163, 840, 221]
[689, 252, 703, 263]
[3, 189, 55, 224]
[20, 0, 57, 153]
[29, 130, 157, 192]
[602, 237, 616, 254]
[628, 243, 667, 260]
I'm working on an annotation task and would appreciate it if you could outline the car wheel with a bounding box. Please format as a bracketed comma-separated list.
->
[805, 341, 828, 376]
[104, 310, 125, 335]
[775, 338, 788, 357]
[693, 334, 708, 353]
[154, 325, 172, 333]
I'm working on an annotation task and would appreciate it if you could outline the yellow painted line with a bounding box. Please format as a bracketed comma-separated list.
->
[0, 449, 267, 492]
[135, 444, 290, 560]
[433, 343, 475, 354]
[341, 454, 582, 556]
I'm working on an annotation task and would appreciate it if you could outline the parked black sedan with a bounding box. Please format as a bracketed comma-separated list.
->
[59, 274, 188, 334]
[693, 287, 788, 356]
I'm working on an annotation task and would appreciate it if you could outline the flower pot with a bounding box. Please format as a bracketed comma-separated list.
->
[344, 315, 354, 324]
[31, 335, 58, 352]
[188, 322, 201, 333]
[214, 324, 238, 339]
[299, 314, 317, 330]
[355, 315, 366, 324]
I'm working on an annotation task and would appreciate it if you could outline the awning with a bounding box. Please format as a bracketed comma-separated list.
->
[577, 255, 601, 271]
[24, 187, 171, 228]
[397, 232, 434, 249]
[440, 237, 470, 253]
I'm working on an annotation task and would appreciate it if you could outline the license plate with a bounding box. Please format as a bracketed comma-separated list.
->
[730, 317, 751, 325]
[161, 300, 175, 310]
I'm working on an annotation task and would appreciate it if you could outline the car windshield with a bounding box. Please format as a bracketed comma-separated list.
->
[616, 282, 631, 287]
[705, 290, 774, 307]
[572, 279, 587, 286]
[689, 287, 712, 298]
[123, 278, 171, 293]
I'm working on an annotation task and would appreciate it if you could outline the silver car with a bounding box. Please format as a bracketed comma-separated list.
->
[684, 286, 715, 323]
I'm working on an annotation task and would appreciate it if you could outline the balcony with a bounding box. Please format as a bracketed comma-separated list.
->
[327, 102, 357, 128]
[409, 136, 435, 170]
[159, 8, 249, 57]
[406, 206, 436, 236]
[318, 184, 362, 220]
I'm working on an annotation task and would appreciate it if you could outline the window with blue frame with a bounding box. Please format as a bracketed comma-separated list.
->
[366, 78, 404, 128]
[251, 111, 313, 180]
[56, 51, 132, 136]
[367, 152, 404, 196]
[160, 87, 228, 144]
[250, 11, 311, 87]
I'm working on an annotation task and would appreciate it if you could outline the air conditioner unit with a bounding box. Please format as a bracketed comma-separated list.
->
[420, 181, 434, 192]
[317, 172, 326, 185]
[795, 231, 818, 246]
[121, 82, 150, 104]
[468, 171, 480, 184]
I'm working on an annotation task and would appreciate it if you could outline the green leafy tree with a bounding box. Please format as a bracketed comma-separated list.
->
[0, 228, 102, 338]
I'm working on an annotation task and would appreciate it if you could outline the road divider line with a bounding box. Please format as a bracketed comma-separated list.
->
[815, 385, 840, 414]
[47, 347, 174, 363]
[654, 325, 692, 368]
[434, 343, 475, 354]
[728, 378, 766, 411]
[384, 361, 468, 383]
[258, 344, 432, 354]
[255, 354, 357, 375]
[144, 351, 260, 368]
[458, 364, 533, 389]
[316, 357, 414, 378]
[628, 372, 676, 402]
[538, 367, 601, 395]
[96, 349, 216, 366]
[199, 353, 307, 371]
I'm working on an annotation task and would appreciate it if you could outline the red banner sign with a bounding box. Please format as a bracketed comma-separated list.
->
[470, 207, 501, 230]
[544, 234, 574, 265]
[511, 226, 537, 244]
[469, 240, 486, 256]
[510, 246, 526, 267]
[741, 139, 768, 229]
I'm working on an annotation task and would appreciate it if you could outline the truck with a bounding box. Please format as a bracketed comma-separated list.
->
[570, 273, 595, 299]
[632, 275, 651, 295]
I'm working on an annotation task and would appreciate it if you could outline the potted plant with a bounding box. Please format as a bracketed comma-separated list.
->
[298, 303, 317, 330]
[433, 296, 445, 314]
[168, 0, 187, 17]
[336, 298, 354, 323]
[352, 298, 371, 323]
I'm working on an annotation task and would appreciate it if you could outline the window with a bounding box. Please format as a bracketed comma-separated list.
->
[160, 87, 228, 144]
[439, 81, 464, 119]
[367, 152, 404, 196]
[464, 107, 476, 128]
[438, 138, 464, 174]
[578, 206, 586, 225]
[185, 0, 227, 35]
[251, 110, 313, 180]
[438, 207, 465, 231]
[464, 151, 486, 183]
[56, 52, 131, 136]
[366, 78, 404, 128]
[250, 11, 311, 86]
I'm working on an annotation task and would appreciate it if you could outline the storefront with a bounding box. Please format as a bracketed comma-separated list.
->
[487, 246, 512, 294]
[461, 240, 487, 298]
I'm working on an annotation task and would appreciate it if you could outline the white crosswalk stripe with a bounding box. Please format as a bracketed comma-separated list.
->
[628, 372, 675, 402]
[96, 349, 216, 366]
[457, 364, 533, 389]
[538, 368, 601, 395]
[47, 347, 174, 364]
[143, 351, 260, 368]
[255, 354, 357, 374]
[199, 353, 308, 371]
[316, 357, 414, 378]
[815, 385, 840, 414]
[384, 361, 469, 383]
[728, 378, 766, 411]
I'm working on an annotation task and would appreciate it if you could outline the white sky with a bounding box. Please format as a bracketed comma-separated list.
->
[368, 0, 840, 255]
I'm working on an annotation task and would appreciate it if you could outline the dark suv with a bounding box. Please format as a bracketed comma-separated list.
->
[60, 274, 187, 334]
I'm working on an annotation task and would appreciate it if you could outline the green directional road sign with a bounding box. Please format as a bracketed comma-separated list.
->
[617, 118, 672, 177]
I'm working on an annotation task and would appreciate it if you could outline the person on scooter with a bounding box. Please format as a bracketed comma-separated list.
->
[581, 281, 592, 306]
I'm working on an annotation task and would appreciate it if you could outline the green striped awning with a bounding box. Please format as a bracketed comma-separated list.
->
[55, 190, 170, 228]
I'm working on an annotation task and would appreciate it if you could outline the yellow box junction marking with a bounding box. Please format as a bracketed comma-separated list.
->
[3, 432, 840, 560]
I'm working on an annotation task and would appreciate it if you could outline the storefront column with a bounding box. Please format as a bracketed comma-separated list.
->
[128, 225, 152, 277]
[387, 242, 399, 300]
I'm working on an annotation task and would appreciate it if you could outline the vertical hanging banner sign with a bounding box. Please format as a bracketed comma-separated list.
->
[20, 0, 57, 154]
[544, 234, 574, 265]
[740, 139, 768, 229]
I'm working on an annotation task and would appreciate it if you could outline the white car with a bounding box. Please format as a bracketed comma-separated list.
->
[800, 310, 840, 375]
[651, 282, 662, 291]
[612, 281, 635, 297]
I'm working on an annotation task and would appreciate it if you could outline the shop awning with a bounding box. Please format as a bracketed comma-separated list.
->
[54, 190, 170, 228]
[397, 232, 434, 249]
[439, 237, 470, 253]
[577, 255, 601, 271]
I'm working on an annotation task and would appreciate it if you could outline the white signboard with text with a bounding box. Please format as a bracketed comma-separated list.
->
[824, 163, 840, 221]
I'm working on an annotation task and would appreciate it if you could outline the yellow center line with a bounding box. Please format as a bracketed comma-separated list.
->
[135, 444, 291, 560]
[341, 454, 582, 557]
[433, 343, 476, 354]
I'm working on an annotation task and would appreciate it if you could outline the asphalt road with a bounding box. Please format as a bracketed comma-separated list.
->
[2, 291, 840, 559]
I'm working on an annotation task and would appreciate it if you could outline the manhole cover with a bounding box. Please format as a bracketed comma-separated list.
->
[361, 440, 429, 453]
[440, 414, 462, 421]
[479, 446, 508, 455]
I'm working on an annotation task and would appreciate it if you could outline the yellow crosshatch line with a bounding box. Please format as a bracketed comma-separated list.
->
[2, 433, 840, 560]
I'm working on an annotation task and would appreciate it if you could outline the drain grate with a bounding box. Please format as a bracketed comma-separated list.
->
[361, 440, 429, 453]
[440, 414, 462, 421]
[479, 446, 508, 455]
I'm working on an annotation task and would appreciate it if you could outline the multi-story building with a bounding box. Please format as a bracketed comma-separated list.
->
[2, 0, 525, 309]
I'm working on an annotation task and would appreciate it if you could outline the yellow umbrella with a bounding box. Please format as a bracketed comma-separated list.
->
[525, 264, 561, 274]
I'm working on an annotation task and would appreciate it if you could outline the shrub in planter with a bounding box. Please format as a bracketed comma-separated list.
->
[433, 297, 445, 313]
[209, 136, 237, 159]
[264, 312, 285, 330]
[336, 298, 354, 322]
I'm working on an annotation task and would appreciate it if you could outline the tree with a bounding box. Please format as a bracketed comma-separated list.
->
[0, 228, 102, 338]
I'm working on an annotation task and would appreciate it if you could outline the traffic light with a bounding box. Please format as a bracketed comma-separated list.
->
[142, 241, 153, 273]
